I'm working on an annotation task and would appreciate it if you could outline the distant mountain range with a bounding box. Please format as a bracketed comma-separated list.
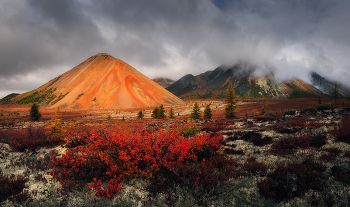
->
[165, 63, 349, 99]
[152, 78, 175, 88]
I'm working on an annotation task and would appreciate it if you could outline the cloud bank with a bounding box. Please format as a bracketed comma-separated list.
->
[1, 0, 349, 98]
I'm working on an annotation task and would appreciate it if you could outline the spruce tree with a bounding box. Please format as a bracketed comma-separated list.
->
[151, 107, 160, 118]
[169, 106, 175, 118]
[137, 110, 144, 119]
[158, 104, 166, 118]
[331, 83, 340, 105]
[203, 104, 213, 120]
[30, 103, 41, 121]
[224, 82, 238, 119]
[190, 102, 201, 119]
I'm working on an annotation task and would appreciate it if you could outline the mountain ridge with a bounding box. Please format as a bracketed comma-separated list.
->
[3, 53, 184, 109]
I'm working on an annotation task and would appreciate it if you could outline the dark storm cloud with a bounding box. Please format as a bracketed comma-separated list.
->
[1, 0, 350, 98]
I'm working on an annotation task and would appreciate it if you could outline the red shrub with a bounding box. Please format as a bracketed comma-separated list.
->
[332, 115, 350, 143]
[0, 169, 29, 203]
[272, 116, 306, 133]
[47, 123, 232, 199]
[257, 160, 326, 201]
[271, 133, 327, 154]
[0, 127, 49, 152]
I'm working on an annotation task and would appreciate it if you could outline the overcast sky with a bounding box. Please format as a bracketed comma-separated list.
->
[1, 0, 350, 98]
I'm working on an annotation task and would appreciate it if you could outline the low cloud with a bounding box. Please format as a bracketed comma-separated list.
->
[1, 0, 350, 98]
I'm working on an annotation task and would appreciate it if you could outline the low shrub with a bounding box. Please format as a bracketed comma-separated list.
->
[224, 148, 244, 155]
[271, 133, 327, 154]
[284, 110, 296, 116]
[332, 115, 350, 143]
[317, 103, 334, 111]
[272, 116, 306, 133]
[243, 157, 268, 176]
[47, 123, 233, 202]
[0, 127, 50, 152]
[201, 119, 228, 133]
[0, 169, 30, 203]
[257, 159, 326, 201]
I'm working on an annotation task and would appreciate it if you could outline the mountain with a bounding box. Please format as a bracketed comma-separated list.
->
[311, 72, 350, 98]
[5, 53, 184, 109]
[166, 63, 325, 99]
[152, 78, 175, 88]
[1, 93, 20, 101]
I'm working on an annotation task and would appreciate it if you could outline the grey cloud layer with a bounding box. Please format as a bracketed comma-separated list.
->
[0, 0, 349, 98]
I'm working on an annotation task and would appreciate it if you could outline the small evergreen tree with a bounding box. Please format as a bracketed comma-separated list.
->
[331, 83, 340, 105]
[261, 106, 266, 115]
[191, 102, 201, 119]
[137, 110, 144, 119]
[151, 107, 160, 118]
[30, 103, 41, 121]
[203, 104, 213, 120]
[169, 106, 175, 118]
[158, 104, 166, 118]
[224, 82, 238, 119]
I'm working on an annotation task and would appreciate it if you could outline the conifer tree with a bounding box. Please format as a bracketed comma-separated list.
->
[151, 107, 159, 118]
[224, 82, 238, 119]
[30, 103, 41, 121]
[169, 106, 175, 118]
[203, 103, 213, 120]
[331, 83, 340, 105]
[46, 107, 65, 143]
[158, 104, 166, 118]
[137, 110, 144, 119]
[191, 102, 201, 119]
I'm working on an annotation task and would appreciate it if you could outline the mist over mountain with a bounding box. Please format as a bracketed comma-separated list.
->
[166, 63, 327, 99]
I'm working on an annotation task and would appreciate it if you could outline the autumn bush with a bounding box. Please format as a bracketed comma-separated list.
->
[0, 127, 49, 152]
[273, 116, 306, 133]
[0, 169, 30, 203]
[332, 115, 350, 143]
[257, 159, 326, 201]
[47, 123, 235, 202]
[271, 133, 327, 154]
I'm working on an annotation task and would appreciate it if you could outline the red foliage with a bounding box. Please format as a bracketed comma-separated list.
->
[47, 123, 231, 199]
[332, 115, 350, 143]
[271, 133, 327, 154]
[0, 127, 49, 152]
[273, 116, 306, 133]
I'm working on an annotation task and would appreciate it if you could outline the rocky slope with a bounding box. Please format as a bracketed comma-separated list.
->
[152, 78, 175, 88]
[167, 63, 325, 99]
[311, 71, 350, 97]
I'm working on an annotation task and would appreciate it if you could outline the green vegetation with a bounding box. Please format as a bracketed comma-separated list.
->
[92, 97, 96, 101]
[284, 110, 296, 116]
[288, 85, 318, 99]
[51, 92, 69, 105]
[29, 103, 41, 121]
[224, 82, 238, 119]
[317, 103, 334, 111]
[137, 110, 144, 119]
[75, 93, 85, 101]
[17, 88, 58, 105]
[169, 106, 175, 118]
[190, 102, 201, 119]
[203, 103, 213, 120]
[151, 104, 166, 119]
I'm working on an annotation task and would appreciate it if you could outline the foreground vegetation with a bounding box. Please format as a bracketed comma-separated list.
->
[0, 103, 350, 206]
